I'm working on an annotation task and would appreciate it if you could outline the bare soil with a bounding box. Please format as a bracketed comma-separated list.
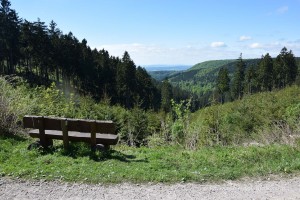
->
[1, 176, 300, 200]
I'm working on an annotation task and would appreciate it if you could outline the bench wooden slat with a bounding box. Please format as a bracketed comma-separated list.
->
[23, 115, 62, 130]
[23, 115, 116, 134]
[28, 129, 118, 145]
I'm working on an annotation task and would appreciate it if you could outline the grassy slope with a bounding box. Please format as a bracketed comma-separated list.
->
[189, 85, 300, 146]
[1, 137, 300, 183]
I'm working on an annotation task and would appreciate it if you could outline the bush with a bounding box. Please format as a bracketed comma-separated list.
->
[0, 76, 162, 146]
[192, 85, 300, 147]
[0, 76, 31, 135]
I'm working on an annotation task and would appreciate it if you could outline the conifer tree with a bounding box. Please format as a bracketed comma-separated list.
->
[216, 67, 230, 103]
[161, 79, 173, 112]
[274, 47, 297, 88]
[244, 65, 257, 94]
[258, 53, 273, 91]
[231, 53, 245, 99]
[116, 51, 136, 108]
[0, 0, 21, 74]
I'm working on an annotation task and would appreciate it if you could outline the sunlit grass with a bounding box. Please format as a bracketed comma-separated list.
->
[1, 135, 300, 183]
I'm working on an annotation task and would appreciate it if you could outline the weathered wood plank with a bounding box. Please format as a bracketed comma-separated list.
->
[61, 119, 69, 149]
[28, 130, 119, 145]
[24, 115, 116, 134]
[38, 116, 46, 147]
[91, 121, 96, 149]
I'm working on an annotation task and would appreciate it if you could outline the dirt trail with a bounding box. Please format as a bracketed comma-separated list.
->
[1, 176, 300, 200]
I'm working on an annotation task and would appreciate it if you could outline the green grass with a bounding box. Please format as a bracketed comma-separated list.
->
[1, 134, 300, 184]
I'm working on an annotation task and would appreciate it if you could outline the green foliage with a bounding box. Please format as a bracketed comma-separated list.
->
[118, 107, 158, 146]
[167, 58, 261, 108]
[168, 53, 299, 109]
[1, 1, 166, 110]
[216, 67, 230, 103]
[231, 54, 245, 100]
[244, 65, 258, 94]
[161, 79, 173, 112]
[189, 59, 236, 71]
[192, 86, 300, 146]
[170, 99, 191, 145]
[148, 70, 180, 81]
[0, 76, 160, 145]
[258, 53, 273, 91]
[0, 76, 33, 134]
[274, 47, 298, 88]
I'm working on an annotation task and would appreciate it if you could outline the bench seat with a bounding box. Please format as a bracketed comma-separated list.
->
[28, 129, 118, 145]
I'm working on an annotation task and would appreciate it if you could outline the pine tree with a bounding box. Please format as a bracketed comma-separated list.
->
[258, 53, 273, 91]
[244, 64, 257, 94]
[48, 20, 62, 83]
[216, 67, 230, 103]
[274, 47, 297, 88]
[231, 53, 245, 99]
[116, 51, 136, 108]
[161, 79, 173, 112]
[136, 66, 158, 109]
[0, 0, 21, 74]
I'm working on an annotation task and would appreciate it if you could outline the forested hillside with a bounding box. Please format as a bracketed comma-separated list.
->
[148, 70, 180, 81]
[164, 55, 300, 108]
[162, 58, 260, 108]
[0, 0, 190, 110]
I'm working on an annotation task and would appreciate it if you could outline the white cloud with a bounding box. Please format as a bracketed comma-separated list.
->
[239, 35, 252, 41]
[210, 42, 227, 48]
[277, 6, 288, 14]
[250, 43, 262, 49]
[97, 43, 237, 65]
[95, 41, 300, 66]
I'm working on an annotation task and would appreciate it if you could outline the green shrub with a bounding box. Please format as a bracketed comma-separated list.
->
[192, 85, 300, 147]
[0, 76, 33, 135]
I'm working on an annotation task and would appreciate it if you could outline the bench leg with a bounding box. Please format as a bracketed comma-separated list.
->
[40, 138, 53, 148]
[104, 145, 110, 151]
[93, 144, 110, 152]
[27, 139, 53, 150]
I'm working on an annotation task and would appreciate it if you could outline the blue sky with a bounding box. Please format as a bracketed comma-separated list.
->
[11, 0, 300, 66]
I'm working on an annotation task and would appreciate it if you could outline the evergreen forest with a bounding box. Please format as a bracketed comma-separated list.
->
[0, 0, 190, 111]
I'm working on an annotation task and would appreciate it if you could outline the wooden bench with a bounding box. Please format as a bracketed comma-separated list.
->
[23, 115, 119, 150]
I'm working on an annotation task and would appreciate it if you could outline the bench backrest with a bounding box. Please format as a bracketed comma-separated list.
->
[23, 115, 116, 134]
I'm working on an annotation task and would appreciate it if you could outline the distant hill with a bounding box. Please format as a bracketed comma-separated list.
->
[167, 58, 261, 96]
[144, 65, 191, 71]
[148, 57, 300, 99]
[145, 65, 191, 81]
[148, 70, 181, 81]
[188, 59, 236, 71]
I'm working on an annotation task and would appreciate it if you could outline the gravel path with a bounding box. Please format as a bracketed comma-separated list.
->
[1, 176, 300, 200]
